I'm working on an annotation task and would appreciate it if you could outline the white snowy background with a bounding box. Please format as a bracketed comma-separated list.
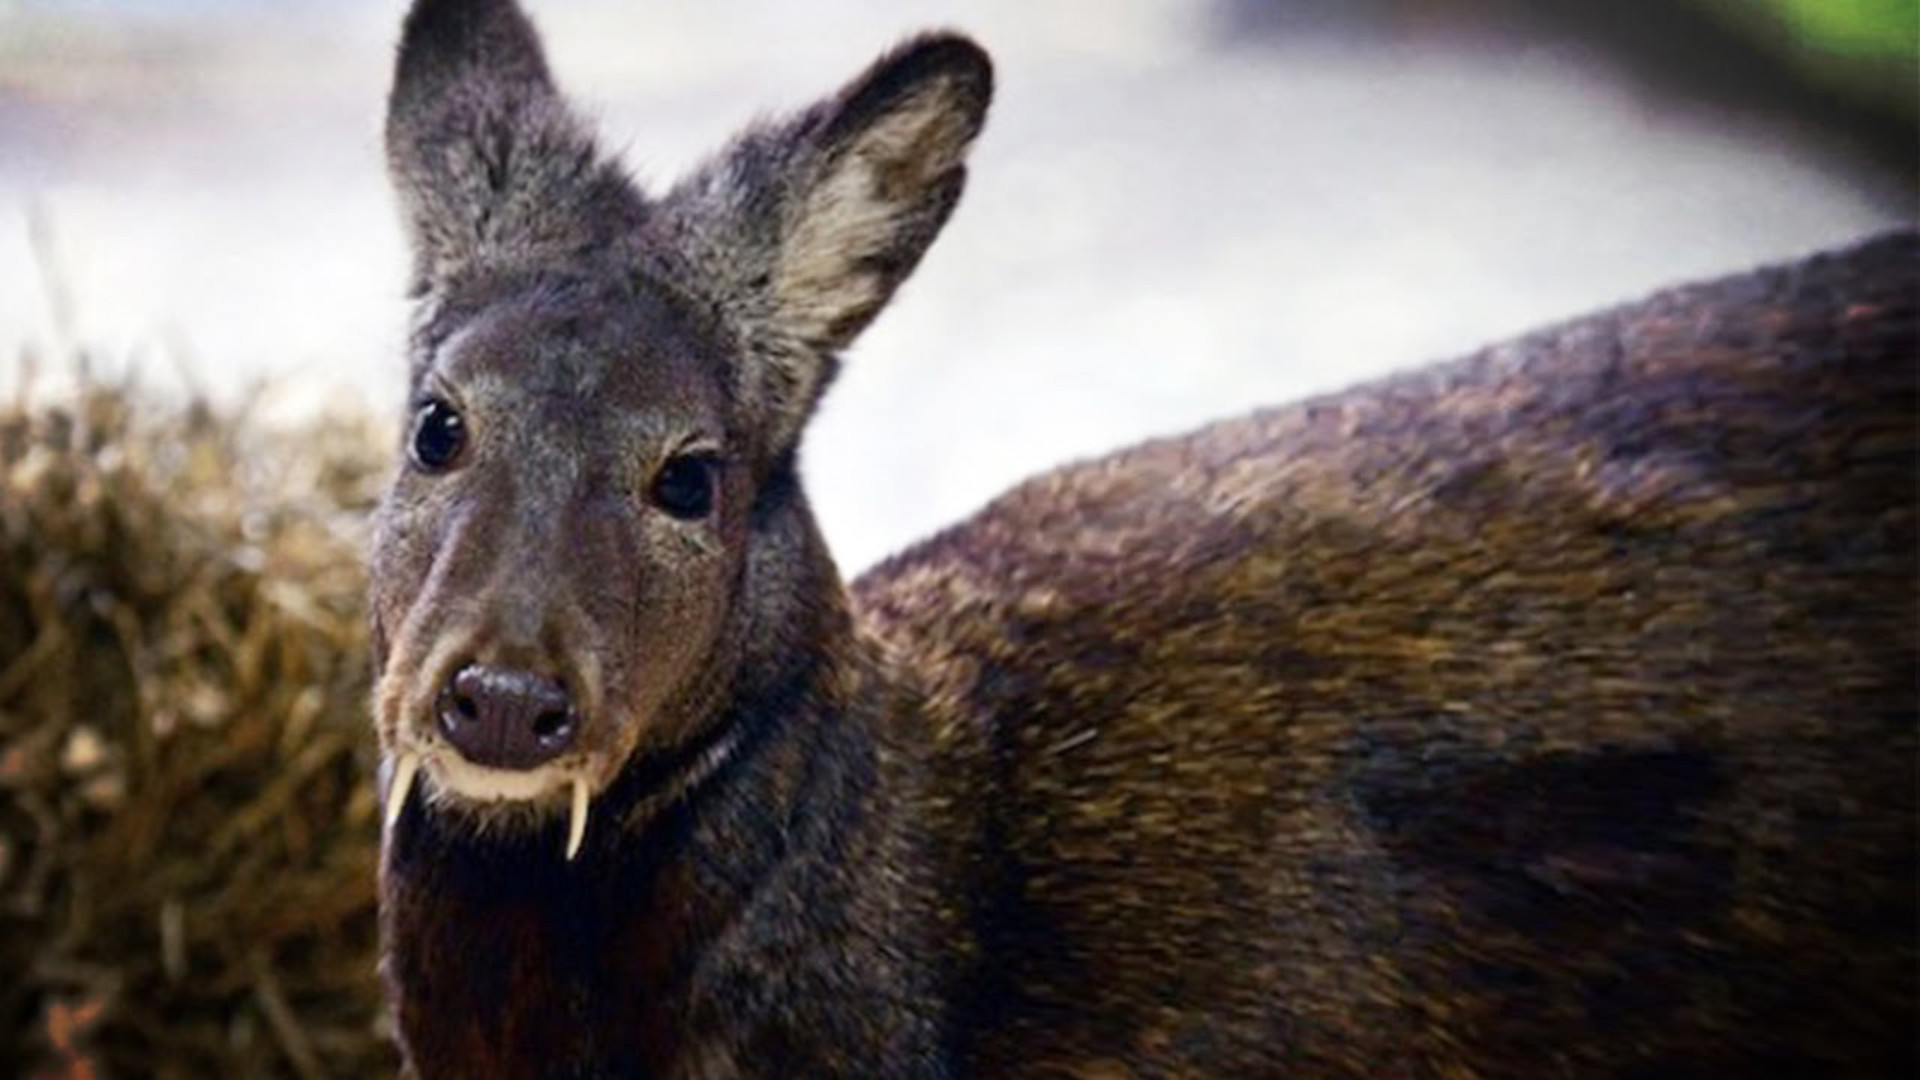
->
[0, 0, 1908, 573]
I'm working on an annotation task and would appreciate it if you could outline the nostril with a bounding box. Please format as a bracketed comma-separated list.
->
[532, 710, 573, 743]
[435, 691, 468, 744]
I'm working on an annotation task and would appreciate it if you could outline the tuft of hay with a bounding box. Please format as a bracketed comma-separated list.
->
[0, 377, 396, 1078]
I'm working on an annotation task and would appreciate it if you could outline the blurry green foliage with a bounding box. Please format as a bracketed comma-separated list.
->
[1697, 0, 1918, 119]
[1773, 0, 1917, 60]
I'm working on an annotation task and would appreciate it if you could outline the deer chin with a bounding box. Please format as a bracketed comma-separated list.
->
[384, 745, 595, 860]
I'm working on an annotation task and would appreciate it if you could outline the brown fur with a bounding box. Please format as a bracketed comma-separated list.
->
[858, 240, 1918, 1075]
[370, 2, 1918, 1076]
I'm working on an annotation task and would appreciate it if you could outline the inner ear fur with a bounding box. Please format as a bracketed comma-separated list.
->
[659, 32, 995, 458]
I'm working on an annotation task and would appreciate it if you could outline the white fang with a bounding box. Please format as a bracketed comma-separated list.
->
[386, 752, 421, 831]
[566, 777, 590, 860]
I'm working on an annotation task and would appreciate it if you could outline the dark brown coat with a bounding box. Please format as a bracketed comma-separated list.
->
[369, 2, 1917, 1076]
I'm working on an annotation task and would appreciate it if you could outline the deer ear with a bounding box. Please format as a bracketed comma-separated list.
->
[386, 0, 644, 293]
[661, 33, 994, 454]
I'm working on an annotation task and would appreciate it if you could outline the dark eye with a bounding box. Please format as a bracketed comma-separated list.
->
[652, 453, 719, 520]
[410, 398, 466, 472]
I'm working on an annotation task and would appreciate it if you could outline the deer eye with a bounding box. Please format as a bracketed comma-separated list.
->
[652, 452, 719, 520]
[410, 398, 466, 472]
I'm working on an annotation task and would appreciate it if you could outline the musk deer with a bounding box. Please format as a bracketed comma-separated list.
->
[369, 1, 1917, 1076]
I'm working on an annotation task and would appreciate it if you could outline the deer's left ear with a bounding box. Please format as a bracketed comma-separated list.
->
[659, 33, 994, 454]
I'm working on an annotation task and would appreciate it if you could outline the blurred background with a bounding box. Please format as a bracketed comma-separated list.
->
[0, 1, 1914, 1076]
[2, 0, 1914, 573]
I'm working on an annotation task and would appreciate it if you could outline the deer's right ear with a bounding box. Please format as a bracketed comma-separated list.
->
[386, 0, 643, 294]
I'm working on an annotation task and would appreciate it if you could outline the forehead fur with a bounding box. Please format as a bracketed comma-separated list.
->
[410, 263, 731, 394]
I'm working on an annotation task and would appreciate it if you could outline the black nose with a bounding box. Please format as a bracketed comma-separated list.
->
[437, 664, 579, 770]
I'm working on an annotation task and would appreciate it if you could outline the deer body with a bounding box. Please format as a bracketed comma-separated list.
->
[370, 3, 1917, 1077]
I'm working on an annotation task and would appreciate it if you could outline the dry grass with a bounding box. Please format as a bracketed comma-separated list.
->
[0, 371, 396, 1078]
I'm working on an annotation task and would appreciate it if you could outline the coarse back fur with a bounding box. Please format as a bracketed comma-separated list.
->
[369, 2, 1919, 1077]
[857, 235, 1918, 1074]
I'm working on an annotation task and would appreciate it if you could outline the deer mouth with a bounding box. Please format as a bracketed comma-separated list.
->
[375, 624, 614, 858]
[383, 742, 596, 860]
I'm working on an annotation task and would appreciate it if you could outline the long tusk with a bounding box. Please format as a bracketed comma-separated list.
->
[386, 752, 421, 831]
[566, 777, 590, 861]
